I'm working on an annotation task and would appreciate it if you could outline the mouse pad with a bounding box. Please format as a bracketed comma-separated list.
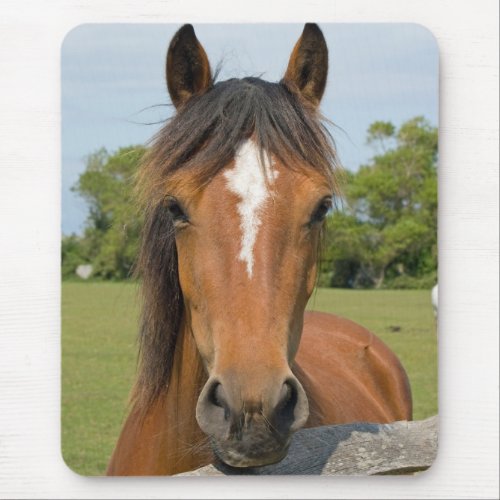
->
[61, 23, 438, 476]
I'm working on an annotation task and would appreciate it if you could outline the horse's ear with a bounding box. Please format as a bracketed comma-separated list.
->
[282, 23, 328, 107]
[166, 24, 212, 109]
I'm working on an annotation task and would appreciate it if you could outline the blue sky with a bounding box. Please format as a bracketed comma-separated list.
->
[62, 23, 438, 235]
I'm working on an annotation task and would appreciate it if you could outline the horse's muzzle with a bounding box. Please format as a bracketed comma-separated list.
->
[195, 374, 309, 467]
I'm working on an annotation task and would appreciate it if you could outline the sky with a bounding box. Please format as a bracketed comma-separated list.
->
[61, 23, 438, 235]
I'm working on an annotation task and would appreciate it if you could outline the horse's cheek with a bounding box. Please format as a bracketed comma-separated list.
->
[174, 235, 199, 300]
[305, 230, 323, 296]
[306, 261, 317, 296]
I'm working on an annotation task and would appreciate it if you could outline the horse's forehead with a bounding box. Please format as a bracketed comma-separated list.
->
[212, 142, 310, 197]
[220, 140, 279, 278]
[178, 141, 329, 280]
[213, 140, 323, 278]
[224, 141, 279, 197]
[204, 140, 329, 214]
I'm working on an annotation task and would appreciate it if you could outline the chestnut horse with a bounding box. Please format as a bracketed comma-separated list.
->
[107, 23, 412, 476]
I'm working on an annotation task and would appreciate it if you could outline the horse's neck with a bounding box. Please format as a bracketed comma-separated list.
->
[107, 321, 211, 475]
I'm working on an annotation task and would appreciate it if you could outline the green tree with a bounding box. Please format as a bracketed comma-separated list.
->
[324, 117, 437, 289]
[61, 233, 89, 279]
[70, 146, 146, 280]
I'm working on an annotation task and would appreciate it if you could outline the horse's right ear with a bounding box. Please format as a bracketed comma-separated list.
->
[166, 24, 212, 109]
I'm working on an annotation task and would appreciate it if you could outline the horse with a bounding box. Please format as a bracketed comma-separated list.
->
[106, 23, 412, 476]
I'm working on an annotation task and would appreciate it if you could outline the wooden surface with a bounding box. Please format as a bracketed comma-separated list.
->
[177, 416, 438, 476]
[0, 0, 498, 498]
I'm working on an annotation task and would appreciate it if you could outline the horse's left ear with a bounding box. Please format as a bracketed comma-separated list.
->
[282, 23, 328, 107]
[166, 24, 212, 109]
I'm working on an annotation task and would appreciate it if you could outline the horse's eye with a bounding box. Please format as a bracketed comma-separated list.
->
[166, 199, 189, 224]
[310, 198, 333, 224]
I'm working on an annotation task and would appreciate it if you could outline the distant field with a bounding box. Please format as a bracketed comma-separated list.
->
[62, 282, 438, 476]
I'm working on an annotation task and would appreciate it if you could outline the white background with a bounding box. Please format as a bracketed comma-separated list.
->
[0, 0, 498, 498]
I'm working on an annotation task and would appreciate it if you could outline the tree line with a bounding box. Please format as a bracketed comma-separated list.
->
[62, 116, 437, 289]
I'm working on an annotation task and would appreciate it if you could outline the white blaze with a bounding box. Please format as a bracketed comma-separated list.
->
[224, 140, 277, 278]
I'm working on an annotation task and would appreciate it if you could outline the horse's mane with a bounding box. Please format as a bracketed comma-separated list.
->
[132, 76, 342, 410]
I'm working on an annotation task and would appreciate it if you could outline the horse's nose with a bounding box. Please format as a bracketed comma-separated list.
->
[195, 374, 309, 440]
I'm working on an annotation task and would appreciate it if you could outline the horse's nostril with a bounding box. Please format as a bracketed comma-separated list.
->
[277, 383, 291, 412]
[278, 381, 297, 414]
[209, 383, 230, 420]
[273, 378, 307, 433]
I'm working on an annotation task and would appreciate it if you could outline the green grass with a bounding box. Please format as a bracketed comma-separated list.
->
[62, 282, 140, 476]
[62, 282, 437, 476]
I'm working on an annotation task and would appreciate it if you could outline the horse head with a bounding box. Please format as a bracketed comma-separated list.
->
[137, 23, 340, 468]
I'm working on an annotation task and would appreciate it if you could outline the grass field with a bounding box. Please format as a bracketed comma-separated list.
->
[62, 282, 438, 476]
